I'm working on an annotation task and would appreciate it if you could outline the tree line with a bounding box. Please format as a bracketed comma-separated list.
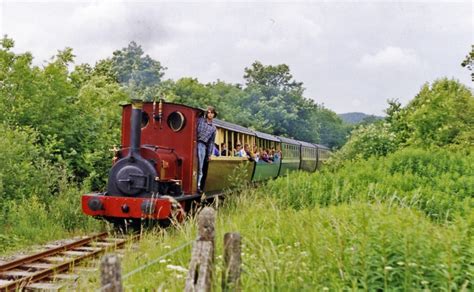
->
[0, 37, 351, 197]
[1, 35, 472, 199]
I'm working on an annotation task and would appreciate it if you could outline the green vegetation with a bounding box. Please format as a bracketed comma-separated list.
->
[0, 34, 472, 290]
[266, 148, 473, 220]
[76, 192, 472, 290]
[0, 36, 349, 253]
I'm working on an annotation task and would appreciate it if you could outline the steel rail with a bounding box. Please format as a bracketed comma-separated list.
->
[0, 232, 137, 292]
[0, 232, 108, 272]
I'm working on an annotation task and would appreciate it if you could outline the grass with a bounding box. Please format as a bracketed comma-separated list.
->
[264, 148, 473, 220]
[0, 187, 102, 255]
[75, 190, 472, 291]
[2, 147, 472, 290]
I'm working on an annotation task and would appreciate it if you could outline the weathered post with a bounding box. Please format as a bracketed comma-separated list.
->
[222, 233, 241, 291]
[185, 207, 216, 292]
[100, 254, 123, 292]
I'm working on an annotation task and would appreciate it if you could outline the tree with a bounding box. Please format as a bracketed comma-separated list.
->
[110, 41, 166, 100]
[461, 45, 474, 81]
[317, 107, 350, 149]
[244, 61, 304, 95]
[241, 61, 323, 142]
[403, 79, 474, 148]
[167, 77, 215, 108]
[0, 37, 127, 190]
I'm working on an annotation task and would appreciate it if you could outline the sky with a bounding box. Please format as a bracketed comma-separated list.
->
[0, 0, 472, 115]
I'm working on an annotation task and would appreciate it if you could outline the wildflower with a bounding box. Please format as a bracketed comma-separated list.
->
[323, 287, 329, 291]
[421, 280, 429, 285]
[166, 264, 188, 273]
[159, 259, 167, 263]
[164, 245, 171, 249]
[397, 261, 405, 266]
[384, 266, 393, 271]
[408, 262, 417, 267]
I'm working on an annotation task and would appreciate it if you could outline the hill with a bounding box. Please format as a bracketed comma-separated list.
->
[338, 112, 383, 124]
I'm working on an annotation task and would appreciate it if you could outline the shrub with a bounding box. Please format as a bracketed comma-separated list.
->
[330, 122, 398, 166]
[265, 148, 473, 220]
[0, 124, 60, 204]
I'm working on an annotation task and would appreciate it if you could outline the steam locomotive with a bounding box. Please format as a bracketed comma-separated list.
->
[82, 100, 330, 226]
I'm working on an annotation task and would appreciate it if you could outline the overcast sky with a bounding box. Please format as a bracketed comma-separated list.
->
[0, 0, 472, 115]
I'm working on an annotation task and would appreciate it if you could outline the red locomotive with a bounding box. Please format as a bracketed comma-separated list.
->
[82, 100, 329, 227]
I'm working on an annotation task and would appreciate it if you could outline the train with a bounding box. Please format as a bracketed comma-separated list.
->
[82, 100, 330, 227]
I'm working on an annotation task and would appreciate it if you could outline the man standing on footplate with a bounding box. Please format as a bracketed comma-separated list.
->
[196, 106, 217, 194]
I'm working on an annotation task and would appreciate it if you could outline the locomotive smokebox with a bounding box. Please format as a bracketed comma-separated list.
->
[106, 99, 158, 197]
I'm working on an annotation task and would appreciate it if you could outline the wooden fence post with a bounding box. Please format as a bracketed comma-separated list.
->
[222, 233, 241, 291]
[100, 253, 123, 292]
[185, 207, 216, 292]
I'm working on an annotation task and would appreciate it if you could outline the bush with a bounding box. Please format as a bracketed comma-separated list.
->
[403, 79, 474, 148]
[330, 122, 398, 165]
[0, 124, 60, 204]
[264, 148, 473, 220]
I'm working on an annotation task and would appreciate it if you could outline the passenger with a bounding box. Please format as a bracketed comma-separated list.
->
[213, 143, 220, 156]
[244, 144, 254, 162]
[261, 150, 272, 163]
[196, 106, 217, 194]
[252, 146, 260, 162]
[269, 149, 275, 161]
[234, 143, 247, 157]
[220, 143, 228, 156]
[273, 149, 281, 161]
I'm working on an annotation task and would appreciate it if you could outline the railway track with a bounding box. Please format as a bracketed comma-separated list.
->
[0, 232, 136, 291]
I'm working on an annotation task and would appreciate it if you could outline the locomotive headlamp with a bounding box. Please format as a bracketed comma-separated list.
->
[167, 111, 186, 132]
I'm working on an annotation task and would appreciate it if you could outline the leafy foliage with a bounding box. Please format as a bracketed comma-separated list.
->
[0, 124, 59, 204]
[335, 79, 474, 163]
[402, 79, 474, 148]
[267, 148, 473, 221]
[160, 61, 349, 147]
[0, 36, 126, 190]
[111, 41, 166, 101]
[461, 44, 474, 81]
[331, 122, 398, 163]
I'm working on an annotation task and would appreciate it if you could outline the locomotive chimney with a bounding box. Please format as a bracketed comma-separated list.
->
[130, 99, 143, 157]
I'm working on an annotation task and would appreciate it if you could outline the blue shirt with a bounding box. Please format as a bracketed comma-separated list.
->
[197, 117, 216, 157]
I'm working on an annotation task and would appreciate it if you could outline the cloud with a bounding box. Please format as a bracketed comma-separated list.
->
[1, 1, 471, 115]
[357, 46, 419, 69]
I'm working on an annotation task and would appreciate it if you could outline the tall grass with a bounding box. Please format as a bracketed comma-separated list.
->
[265, 148, 473, 220]
[220, 192, 472, 290]
[75, 191, 472, 291]
[0, 177, 102, 254]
